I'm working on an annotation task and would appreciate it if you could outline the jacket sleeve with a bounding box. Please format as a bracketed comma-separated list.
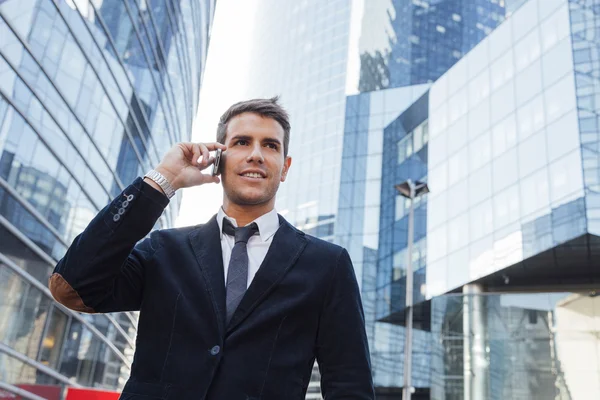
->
[316, 248, 375, 399]
[49, 177, 169, 314]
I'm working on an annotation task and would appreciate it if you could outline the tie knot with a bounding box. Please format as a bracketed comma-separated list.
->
[222, 218, 259, 244]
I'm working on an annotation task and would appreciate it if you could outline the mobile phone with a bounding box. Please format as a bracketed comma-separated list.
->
[212, 148, 222, 176]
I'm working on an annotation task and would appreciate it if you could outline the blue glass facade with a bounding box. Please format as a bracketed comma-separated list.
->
[337, 85, 432, 392]
[357, 0, 506, 92]
[0, 0, 213, 396]
[337, 0, 600, 398]
[236, 0, 600, 398]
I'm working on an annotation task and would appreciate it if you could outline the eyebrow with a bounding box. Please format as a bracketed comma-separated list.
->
[231, 134, 282, 146]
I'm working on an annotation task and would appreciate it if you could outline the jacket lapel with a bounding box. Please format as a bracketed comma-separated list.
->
[188, 215, 226, 336]
[226, 215, 308, 334]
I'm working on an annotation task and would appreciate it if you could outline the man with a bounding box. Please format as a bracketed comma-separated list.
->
[49, 98, 374, 400]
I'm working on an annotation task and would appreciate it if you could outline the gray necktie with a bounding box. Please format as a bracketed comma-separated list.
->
[222, 218, 259, 325]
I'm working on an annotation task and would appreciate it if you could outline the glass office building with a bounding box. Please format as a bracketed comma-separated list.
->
[337, 0, 600, 398]
[0, 0, 213, 397]
[241, 0, 513, 398]
[242, 0, 353, 243]
[356, 0, 506, 91]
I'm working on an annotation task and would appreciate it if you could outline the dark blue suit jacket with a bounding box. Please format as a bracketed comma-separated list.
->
[50, 178, 374, 400]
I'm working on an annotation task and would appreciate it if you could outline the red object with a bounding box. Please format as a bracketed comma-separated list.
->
[66, 388, 121, 400]
[0, 385, 61, 400]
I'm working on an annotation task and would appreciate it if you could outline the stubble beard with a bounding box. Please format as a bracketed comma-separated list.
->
[223, 180, 280, 207]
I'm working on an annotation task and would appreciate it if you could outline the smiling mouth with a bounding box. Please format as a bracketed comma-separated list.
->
[240, 172, 265, 179]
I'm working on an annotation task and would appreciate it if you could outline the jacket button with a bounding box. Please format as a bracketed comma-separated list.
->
[122, 200, 129, 208]
[210, 345, 220, 356]
[118, 208, 126, 215]
[127, 194, 134, 201]
[113, 214, 120, 222]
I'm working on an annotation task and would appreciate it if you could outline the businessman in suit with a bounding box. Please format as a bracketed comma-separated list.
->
[49, 97, 374, 400]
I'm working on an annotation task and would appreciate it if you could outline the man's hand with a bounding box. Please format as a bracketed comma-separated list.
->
[148, 142, 227, 192]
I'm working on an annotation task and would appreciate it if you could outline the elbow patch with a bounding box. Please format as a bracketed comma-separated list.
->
[48, 273, 96, 313]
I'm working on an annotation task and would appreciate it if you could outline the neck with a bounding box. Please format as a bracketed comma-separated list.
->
[222, 199, 275, 227]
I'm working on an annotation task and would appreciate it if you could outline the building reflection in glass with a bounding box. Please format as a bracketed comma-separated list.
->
[0, 0, 213, 395]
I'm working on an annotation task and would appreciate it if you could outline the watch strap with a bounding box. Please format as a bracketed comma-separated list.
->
[144, 169, 176, 199]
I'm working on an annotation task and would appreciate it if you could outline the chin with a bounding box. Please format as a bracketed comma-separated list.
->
[228, 189, 272, 206]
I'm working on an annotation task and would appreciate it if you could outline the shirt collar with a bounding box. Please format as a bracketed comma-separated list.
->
[217, 207, 280, 242]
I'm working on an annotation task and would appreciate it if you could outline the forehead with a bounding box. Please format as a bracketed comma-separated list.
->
[225, 112, 284, 141]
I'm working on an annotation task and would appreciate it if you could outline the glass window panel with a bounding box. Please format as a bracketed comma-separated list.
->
[430, 77, 448, 112]
[512, 0, 539, 40]
[491, 81, 515, 124]
[0, 266, 51, 360]
[428, 225, 447, 262]
[518, 129, 548, 178]
[490, 50, 514, 91]
[425, 257, 447, 298]
[414, 125, 423, 152]
[38, 306, 68, 369]
[428, 129, 447, 168]
[492, 148, 518, 192]
[397, 135, 413, 164]
[489, 17, 513, 61]
[546, 111, 580, 162]
[517, 93, 545, 141]
[468, 163, 492, 207]
[468, 235, 494, 280]
[429, 101, 448, 139]
[468, 37, 490, 80]
[492, 114, 518, 157]
[428, 191, 448, 230]
[448, 147, 468, 185]
[539, 0, 567, 21]
[447, 180, 469, 220]
[544, 72, 576, 124]
[514, 27, 541, 73]
[520, 167, 550, 221]
[493, 185, 520, 229]
[468, 69, 491, 108]
[446, 246, 469, 290]
[548, 150, 585, 206]
[542, 37, 572, 87]
[395, 194, 406, 221]
[470, 199, 494, 241]
[429, 163, 448, 195]
[448, 58, 467, 95]
[447, 116, 467, 154]
[448, 88, 468, 125]
[515, 59, 542, 106]
[468, 97, 490, 139]
[469, 130, 492, 171]
[540, 4, 570, 52]
[448, 213, 469, 253]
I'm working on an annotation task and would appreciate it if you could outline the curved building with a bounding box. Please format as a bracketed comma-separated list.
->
[0, 0, 213, 396]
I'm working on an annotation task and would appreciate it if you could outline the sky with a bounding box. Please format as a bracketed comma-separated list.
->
[175, 0, 258, 227]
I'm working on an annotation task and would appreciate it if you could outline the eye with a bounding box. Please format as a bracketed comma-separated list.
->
[265, 143, 278, 150]
[235, 139, 248, 146]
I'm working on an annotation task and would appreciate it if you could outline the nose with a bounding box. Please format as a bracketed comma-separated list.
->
[246, 143, 264, 163]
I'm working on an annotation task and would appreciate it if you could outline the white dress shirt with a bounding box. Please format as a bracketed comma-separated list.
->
[217, 207, 280, 288]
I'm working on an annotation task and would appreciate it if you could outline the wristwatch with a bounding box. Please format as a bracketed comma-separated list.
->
[144, 169, 176, 199]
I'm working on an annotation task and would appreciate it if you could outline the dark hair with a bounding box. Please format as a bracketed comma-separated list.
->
[217, 96, 291, 157]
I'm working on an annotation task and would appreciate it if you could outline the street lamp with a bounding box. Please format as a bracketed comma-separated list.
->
[394, 179, 429, 400]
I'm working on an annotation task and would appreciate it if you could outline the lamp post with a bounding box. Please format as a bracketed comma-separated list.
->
[395, 179, 429, 400]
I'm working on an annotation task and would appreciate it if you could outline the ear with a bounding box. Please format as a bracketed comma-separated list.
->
[280, 156, 292, 182]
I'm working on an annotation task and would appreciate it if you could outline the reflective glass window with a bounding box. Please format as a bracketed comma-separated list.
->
[38, 306, 69, 369]
[546, 111, 580, 162]
[518, 129, 547, 178]
[492, 147, 518, 192]
[491, 81, 516, 124]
